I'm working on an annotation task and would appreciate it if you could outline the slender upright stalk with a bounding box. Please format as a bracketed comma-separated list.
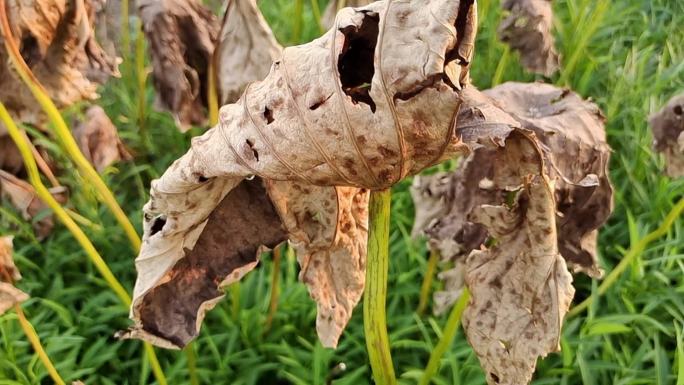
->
[569, 196, 684, 318]
[265, 246, 283, 331]
[184, 344, 200, 385]
[417, 249, 439, 316]
[0, 103, 168, 385]
[364, 189, 397, 385]
[292, 0, 304, 43]
[0, 5, 141, 251]
[135, 22, 150, 149]
[14, 305, 66, 385]
[419, 288, 470, 385]
[207, 53, 219, 127]
[309, 0, 324, 34]
[121, 0, 130, 59]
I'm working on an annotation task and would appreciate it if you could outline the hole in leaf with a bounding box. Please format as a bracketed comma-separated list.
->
[150, 216, 167, 236]
[674, 105, 683, 115]
[246, 139, 259, 161]
[263, 107, 274, 124]
[338, 12, 379, 113]
[309, 94, 333, 111]
[490, 373, 500, 384]
[19, 35, 41, 66]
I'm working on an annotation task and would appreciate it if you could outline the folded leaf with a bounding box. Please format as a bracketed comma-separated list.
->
[138, 0, 219, 130]
[412, 82, 611, 314]
[73, 106, 131, 172]
[217, 0, 282, 105]
[498, 0, 559, 76]
[650, 93, 684, 178]
[321, 0, 373, 29]
[462, 131, 574, 385]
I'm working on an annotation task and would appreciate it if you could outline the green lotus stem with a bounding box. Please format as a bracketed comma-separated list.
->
[265, 245, 283, 331]
[0, 5, 142, 252]
[419, 288, 470, 385]
[364, 188, 397, 385]
[569, 196, 684, 318]
[0, 102, 168, 385]
[15, 305, 66, 385]
[417, 249, 439, 316]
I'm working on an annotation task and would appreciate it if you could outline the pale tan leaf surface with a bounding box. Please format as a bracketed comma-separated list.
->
[267, 181, 368, 347]
[650, 93, 684, 178]
[72, 106, 131, 172]
[412, 83, 611, 314]
[138, 0, 219, 130]
[0, 236, 29, 315]
[462, 131, 574, 385]
[127, 0, 543, 350]
[498, 0, 559, 76]
[321, 0, 373, 30]
[0, 170, 68, 239]
[0, 0, 119, 126]
[217, 0, 282, 105]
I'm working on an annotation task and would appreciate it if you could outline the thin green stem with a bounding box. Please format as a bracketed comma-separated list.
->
[419, 288, 470, 385]
[0, 6, 141, 252]
[121, 0, 130, 59]
[292, 0, 304, 43]
[568, 196, 684, 318]
[265, 246, 283, 332]
[491, 47, 510, 87]
[417, 249, 439, 316]
[184, 343, 200, 385]
[309, 0, 324, 34]
[364, 189, 397, 385]
[135, 22, 149, 149]
[15, 305, 66, 385]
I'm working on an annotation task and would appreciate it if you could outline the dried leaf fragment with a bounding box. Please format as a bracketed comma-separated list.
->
[0, 0, 119, 126]
[321, 0, 373, 30]
[138, 0, 219, 130]
[0, 236, 29, 314]
[650, 93, 684, 178]
[498, 0, 559, 76]
[73, 106, 131, 172]
[217, 0, 282, 104]
[462, 131, 574, 385]
[0, 170, 68, 239]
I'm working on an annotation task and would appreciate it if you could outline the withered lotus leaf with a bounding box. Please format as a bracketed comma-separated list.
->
[216, 0, 282, 105]
[650, 93, 684, 178]
[413, 82, 612, 313]
[125, 2, 579, 383]
[0, 236, 29, 315]
[138, 0, 219, 130]
[498, 0, 560, 76]
[73, 106, 132, 172]
[0, 0, 119, 128]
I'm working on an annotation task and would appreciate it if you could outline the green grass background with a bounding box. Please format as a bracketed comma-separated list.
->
[1, 0, 683, 383]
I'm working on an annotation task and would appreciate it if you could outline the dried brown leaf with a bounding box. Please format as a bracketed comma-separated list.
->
[217, 0, 282, 105]
[498, 0, 559, 76]
[127, 0, 551, 351]
[0, 135, 24, 175]
[0, 236, 28, 314]
[138, 0, 219, 130]
[412, 83, 611, 314]
[462, 131, 574, 385]
[650, 93, 684, 178]
[0, 0, 119, 125]
[0, 170, 68, 239]
[73, 106, 131, 172]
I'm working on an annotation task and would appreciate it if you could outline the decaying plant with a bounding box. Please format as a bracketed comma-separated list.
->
[412, 82, 613, 314]
[118, 1, 613, 384]
[498, 0, 559, 76]
[137, 0, 219, 129]
[321, 0, 373, 29]
[72, 105, 132, 172]
[650, 93, 684, 178]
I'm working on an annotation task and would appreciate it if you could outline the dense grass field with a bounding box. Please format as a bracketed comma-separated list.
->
[1, 0, 683, 384]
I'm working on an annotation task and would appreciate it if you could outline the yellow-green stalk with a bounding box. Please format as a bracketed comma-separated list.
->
[364, 189, 397, 385]
[15, 305, 66, 385]
[419, 288, 470, 385]
[265, 245, 283, 331]
[417, 249, 439, 316]
[569, 196, 684, 318]
[0, 5, 141, 251]
[0, 102, 168, 385]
